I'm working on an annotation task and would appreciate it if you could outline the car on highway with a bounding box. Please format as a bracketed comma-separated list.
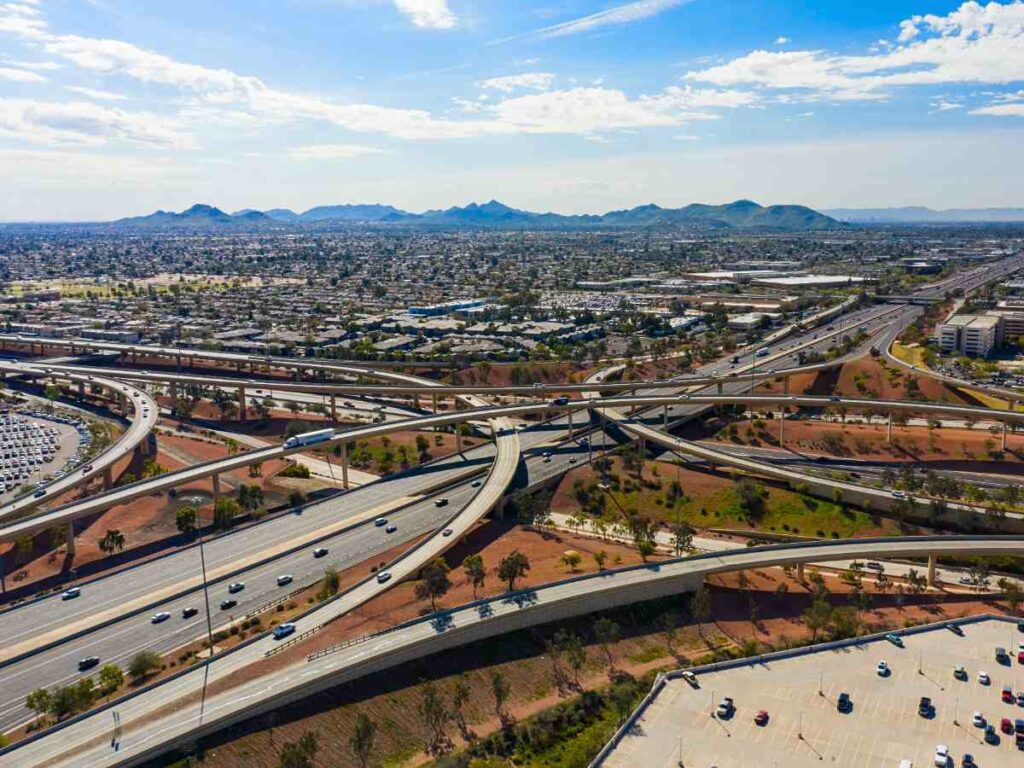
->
[220, 598, 237, 610]
[277, 574, 293, 586]
[435, 497, 449, 507]
[33, 488, 46, 498]
[442, 528, 453, 537]
[151, 611, 171, 624]
[272, 622, 296, 640]
[227, 582, 245, 593]
[182, 607, 198, 619]
[385, 524, 397, 534]
[61, 587, 81, 600]
[81, 464, 93, 474]
[313, 547, 328, 558]
[78, 656, 100, 671]
[374, 517, 388, 527]
[376, 571, 391, 584]
[471, 479, 482, 488]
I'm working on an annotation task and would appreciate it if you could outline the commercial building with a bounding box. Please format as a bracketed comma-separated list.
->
[751, 274, 871, 288]
[937, 314, 1001, 357]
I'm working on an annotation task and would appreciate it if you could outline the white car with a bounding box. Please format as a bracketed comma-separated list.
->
[376, 571, 391, 584]
[972, 711, 985, 727]
[978, 671, 990, 685]
[441, 528, 453, 537]
[876, 660, 889, 676]
[934, 744, 949, 767]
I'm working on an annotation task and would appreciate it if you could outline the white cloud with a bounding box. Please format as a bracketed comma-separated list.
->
[931, 99, 963, 111]
[673, 133, 699, 140]
[686, 1, 1024, 102]
[392, 0, 456, 30]
[66, 85, 126, 101]
[970, 102, 1024, 116]
[0, 98, 191, 147]
[0, 65, 43, 82]
[478, 72, 554, 93]
[498, 0, 692, 41]
[287, 143, 386, 159]
[774, 36, 790, 45]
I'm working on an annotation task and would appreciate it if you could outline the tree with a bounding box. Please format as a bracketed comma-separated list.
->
[415, 558, 452, 611]
[497, 550, 530, 591]
[658, 612, 679, 655]
[128, 650, 161, 681]
[450, 674, 471, 734]
[418, 680, 450, 752]
[98, 664, 124, 694]
[462, 554, 486, 598]
[490, 670, 510, 717]
[278, 731, 318, 768]
[349, 712, 376, 768]
[672, 522, 693, 556]
[175, 506, 198, 535]
[26, 688, 52, 725]
[906, 568, 927, 595]
[1000, 577, 1023, 615]
[98, 528, 125, 555]
[14, 534, 33, 565]
[594, 617, 621, 671]
[560, 551, 582, 572]
[563, 631, 587, 686]
[593, 549, 607, 571]
[736, 479, 766, 519]
[213, 497, 240, 530]
[691, 586, 712, 641]
[802, 595, 831, 641]
[319, 567, 340, 600]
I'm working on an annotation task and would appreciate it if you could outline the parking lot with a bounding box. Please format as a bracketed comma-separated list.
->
[607, 617, 1024, 768]
[0, 409, 84, 503]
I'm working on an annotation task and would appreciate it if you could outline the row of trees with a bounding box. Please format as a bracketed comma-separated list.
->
[414, 550, 532, 611]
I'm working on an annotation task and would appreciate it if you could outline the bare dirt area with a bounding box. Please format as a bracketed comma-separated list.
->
[452, 361, 597, 388]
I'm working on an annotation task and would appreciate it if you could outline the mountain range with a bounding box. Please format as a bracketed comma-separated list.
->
[824, 207, 1024, 223]
[111, 199, 846, 231]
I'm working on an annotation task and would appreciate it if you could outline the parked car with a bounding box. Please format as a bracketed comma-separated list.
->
[1002, 685, 1014, 702]
[972, 711, 986, 728]
[885, 633, 904, 647]
[838, 692, 852, 712]
[946, 623, 964, 636]
[877, 660, 890, 677]
[979, 671, 991, 685]
[934, 744, 949, 767]
[920, 696, 934, 717]
[681, 670, 698, 688]
[954, 665, 967, 681]
[1003, 717, 1014, 733]
[716, 697, 734, 719]
[754, 710, 769, 726]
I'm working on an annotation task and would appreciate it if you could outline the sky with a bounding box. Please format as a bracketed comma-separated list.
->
[0, 0, 1023, 220]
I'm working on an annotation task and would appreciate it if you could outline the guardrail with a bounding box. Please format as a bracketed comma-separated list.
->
[265, 624, 323, 657]
[306, 631, 376, 662]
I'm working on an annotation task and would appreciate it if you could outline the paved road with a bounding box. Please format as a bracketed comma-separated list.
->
[0, 361, 158, 521]
[9, 535, 1024, 768]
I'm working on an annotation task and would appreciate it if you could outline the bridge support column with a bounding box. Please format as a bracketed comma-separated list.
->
[887, 411, 893, 444]
[779, 410, 785, 447]
[330, 395, 337, 422]
[170, 381, 178, 410]
[663, 404, 669, 428]
[103, 466, 113, 490]
[77, 381, 85, 397]
[176, 353, 182, 371]
[796, 562, 805, 582]
[238, 386, 246, 422]
[1003, 420, 1009, 452]
[455, 425, 464, 454]
[927, 555, 937, 588]
[212, 473, 221, 502]
[782, 376, 789, 395]
[294, 367, 301, 382]
[716, 381, 723, 395]
[340, 442, 349, 489]
[567, 407, 573, 437]
[65, 522, 75, 557]
[432, 393, 438, 414]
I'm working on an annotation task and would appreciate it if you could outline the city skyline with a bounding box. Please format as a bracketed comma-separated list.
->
[1, 0, 1023, 220]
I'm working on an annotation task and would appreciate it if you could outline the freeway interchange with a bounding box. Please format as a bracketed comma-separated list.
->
[0, 252, 1023, 766]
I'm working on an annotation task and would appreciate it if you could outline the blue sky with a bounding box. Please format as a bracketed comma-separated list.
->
[1, 0, 1023, 220]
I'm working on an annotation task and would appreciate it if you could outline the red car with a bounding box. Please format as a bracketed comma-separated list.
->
[1003, 687, 1015, 704]
[754, 710, 769, 726]
[1003, 717, 1014, 734]
[1018, 651, 1024, 664]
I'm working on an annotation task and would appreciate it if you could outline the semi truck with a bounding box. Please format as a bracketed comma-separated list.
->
[283, 428, 334, 449]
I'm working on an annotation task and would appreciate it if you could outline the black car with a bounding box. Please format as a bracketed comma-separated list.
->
[837, 692, 852, 712]
[78, 656, 100, 671]
[182, 606, 198, 619]
[919, 696, 934, 717]
[1018, 621, 1024, 633]
[313, 547, 328, 558]
[220, 598, 237, 610]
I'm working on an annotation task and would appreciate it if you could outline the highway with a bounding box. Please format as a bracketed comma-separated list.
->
[0, 252, 1020, 761]
[8, 535, 1024, 768]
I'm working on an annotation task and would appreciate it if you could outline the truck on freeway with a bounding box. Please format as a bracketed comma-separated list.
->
[283, 428, 335, 449]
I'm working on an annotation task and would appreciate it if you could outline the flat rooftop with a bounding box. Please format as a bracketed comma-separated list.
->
[604, 616, 1024, 768]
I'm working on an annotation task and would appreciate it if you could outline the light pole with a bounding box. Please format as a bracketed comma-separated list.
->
[196, 524, 216, 726]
